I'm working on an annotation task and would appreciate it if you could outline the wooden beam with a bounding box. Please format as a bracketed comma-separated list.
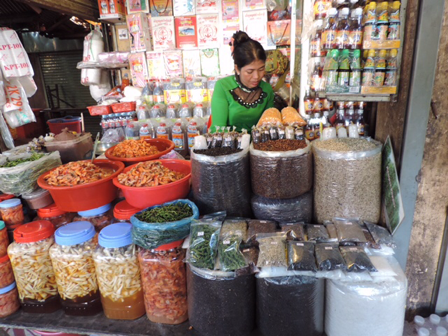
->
[46, 15, 70, 33]
[0, 13, 39, 24]
[16, 0, 99, 21]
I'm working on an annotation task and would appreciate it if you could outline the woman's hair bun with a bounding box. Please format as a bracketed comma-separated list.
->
[232, 31, 250, 48]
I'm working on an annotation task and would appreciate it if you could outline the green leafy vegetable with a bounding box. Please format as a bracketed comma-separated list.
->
[0, 153, 45, 168]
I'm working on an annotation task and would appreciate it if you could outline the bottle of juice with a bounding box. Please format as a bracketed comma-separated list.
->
[335, 8, 350, 49]
[385, 49, 398, 86]
[304, 89, 314, 115]
[363, 2, 377, 43]
[322, 8, 338, 50]
[172, 119, 188, 157]
[314, 0, 329, 20]
[338, 49, 350, 88]
[311, 61, 322, 92]
[310, 21, 324, 57]
[349, 8, 363, 49]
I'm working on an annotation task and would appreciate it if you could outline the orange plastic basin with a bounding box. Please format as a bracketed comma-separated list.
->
[105, 138, 175, 166]
[113, 159, 191, 209]
[37, 160, 125, 212]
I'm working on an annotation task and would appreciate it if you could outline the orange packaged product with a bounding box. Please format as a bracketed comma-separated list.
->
[256, 108, 282, 127]
[138, 246, 188, 325]
[0, 255, 14, 289]
[281, 107, 307, 126]
[0, 282, 20, 317]
[0, 199, 24, 230]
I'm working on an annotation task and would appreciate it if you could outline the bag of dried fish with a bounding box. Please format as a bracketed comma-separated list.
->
[339, 246, 377, 272]
[8, 220, 60, 313]
[251, 190, 313, 223]
[313, 138, 382, 223]
[186, 219, 222, 270]
[287, 241, 317, 272]
[93, 223, 145, 320]
[131, 200, 199, 250]
[191, 146, 252, 217]
[315, 243, 346, 271]
[256, 233, 287, 268]
[0, 151, 61, 196]
[333, 218, 367, 243]
[49, 221, 102, 316]
[250, 141, 313, 199]
[306, 224, 330, 242]
[280, 223, 306, 241]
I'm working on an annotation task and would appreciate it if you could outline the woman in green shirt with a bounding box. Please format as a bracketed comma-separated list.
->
[210, 31, 275, 132]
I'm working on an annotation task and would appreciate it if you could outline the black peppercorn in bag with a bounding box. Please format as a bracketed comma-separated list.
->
[306, 224, 330, 242]
[315, 243, 346, 271]
[250, 142, 313, 199]
[339, 246, 377, 272]
[287, 241, 317, 272]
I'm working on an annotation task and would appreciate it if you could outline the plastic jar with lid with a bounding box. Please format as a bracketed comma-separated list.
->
[49, 221, 102, 316]
[138, 241, 188, 325]
[112, 201, 142, 223]
[21, 188, 54, 210]
[7, 220, 61, 313]
[0, 199, 24, 230]
[0, 221, 9, 257]
[93, 223, 145, 320]
[73, 204, 113, 232]
[36, 204, 74, 230]
[0, 254, 14, 289]
[0, 282, 20, 317]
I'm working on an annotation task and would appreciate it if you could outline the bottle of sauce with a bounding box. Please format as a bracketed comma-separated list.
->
[376, 1, 389, 42]
[335, 8, 350, 49]
[356, 108, 365, 136]
[385, 49, 398, 86]
[363, 2, 377, 44]
[373, 49, 387, 87]
[304, 89, 314, 115]
[349, 8, 363, 49]
[314, 0, 329, 20]
[313, 112, 322, 139]
[152, 81, 165, 103]
[345, 107, 355, 127]
[313, 96, 323, 114]
[311, 61, 322, 92]
[305, 117, 315, 141]
[310, 21, 324, 57]
[156, 121, 170, 140]
[334, 107, 346, 133]
[323, 8, 338, 50]
[171, 120, 188, 157]
[187, 120, 200, 149]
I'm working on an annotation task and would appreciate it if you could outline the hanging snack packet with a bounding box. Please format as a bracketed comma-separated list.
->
[187, 219, 222, 270]
[280, 223, 306, 241]
[333, 218, 367, 243]
[364, 221, 396, 248]
[287, 241, 317, 272]
[339, 246, 377, 272]
[306, 224, 330, 242]
[246, 220, 277, 243]
[315, 243, 346, 271]
[256, 233, 287, 268]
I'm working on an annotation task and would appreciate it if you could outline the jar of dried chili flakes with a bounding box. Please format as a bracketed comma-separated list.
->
[138, 240, 188, 325]
[73, 203, 113, 232]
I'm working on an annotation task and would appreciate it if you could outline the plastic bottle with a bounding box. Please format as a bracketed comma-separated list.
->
[313, 96, 323, 114]
[362, 49, 376, 87]
[356, 108, 365, 136]
[338, 49, 350, 87]
[376, 1, 389, 42]
[156, 120, 171, 140]
[109, 0, 116, 13]
[349, 8, 363, 49]
[310, 21, 324, 57]
[166, 104, 177, 119]
[100, 0, 109, 14]
[322, 8, 338, 50]
[150, 105, 162, 119]
[311, 61, 322, 92]
[335, 8, 350, 49]
[304, 89, 314, 115]
[334, 107, 346, 133]
[350, 50, 362, 88]
[313, 112, 321, 139]
[304, 117, 315, 141]
[363, 2, 377, 43]
[193, 104, 205, 118]
[139, 123, 153, 140]
[437, 326, 448, 336]
[125, 122, 140, 140]
[418, 328, 430, 336]
[388, 1, 401, 41]
[178, 103, 192, 118]
[171, 119, 188, 157]
[152, 81, 165, 103]
[414, 315, 426, 329]
[324, 49, 340, 88]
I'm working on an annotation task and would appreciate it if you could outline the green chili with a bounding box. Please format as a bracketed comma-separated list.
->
[135, 203, 193, 223]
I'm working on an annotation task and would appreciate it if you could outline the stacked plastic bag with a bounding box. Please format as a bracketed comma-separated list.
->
[0, 28, 39, 148]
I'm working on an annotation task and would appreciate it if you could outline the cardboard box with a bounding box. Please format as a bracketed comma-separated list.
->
[151, 16, 176, 50]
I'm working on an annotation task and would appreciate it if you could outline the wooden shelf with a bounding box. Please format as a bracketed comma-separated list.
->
[317, 92, 392, 102]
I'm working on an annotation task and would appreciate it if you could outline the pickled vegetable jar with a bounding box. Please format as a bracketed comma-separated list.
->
[73, 204, 113, 232]
[8, 220, 60, 313]
[138, 245, 188, 324]
[36, 203, 74, 229]
[93, 223, 145, 320]
[0, 220, 9, 257]
[113, 200, 142, 223]
[0, 255, 14, 289]
[0, 282, 20, 317]
[0, 199, 24, 230]
[49, 221, 102, 316]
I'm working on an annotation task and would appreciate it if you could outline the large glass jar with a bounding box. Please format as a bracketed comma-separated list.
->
[73, 203, 113, 232]
[36, 203, 74, 230]
[112, 200, 142, 223]
[0, 282, 20, 317]
[49, 221, 102, 316]
[138, 245, 188, 325]
[0, 198, 24, 230]
[93, 223, 145, 320]
[8, 220, 60, 313]
[0, 220, 9, 257]
[0, 255, 14, 289]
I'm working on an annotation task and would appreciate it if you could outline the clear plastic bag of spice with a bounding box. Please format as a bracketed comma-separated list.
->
[250, 142, 313, 199]
[280, 222, 306, 241]
[306, 224, 330, 242]
[217, 233, 247, 272]
[186, 219, 222, 270]
[236, 246, 259, 277]
[333, 218, 367, 243]
[340, 246, 377, 272]
[251, 190, 313, 223]
[246, 220, 277, 243]
[315, 243, 346, 271]
[287, 241, 317, 272]
[191, 146, 252, 217]
[221, 219, 248, 242]
[256, 233, 287, 268]
[324, 221, 339, 242]
[364, 221, 396, 248]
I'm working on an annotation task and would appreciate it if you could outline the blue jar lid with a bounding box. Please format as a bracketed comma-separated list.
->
[0, 198, 21, 209]
[0, 282, 16, 295]
[99, 223, 132, 248]
[78, 203, 112, 217]
[55, 221, 95, 246]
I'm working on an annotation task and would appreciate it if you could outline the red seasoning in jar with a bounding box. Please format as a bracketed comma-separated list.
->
[73, 203, 113, 232]
[0, 221, 9, 257]
[138, 246, 188, 325]
[0, 255, 14, 289]
[0, 282, 20, 317]
[0, 199, 24, 230]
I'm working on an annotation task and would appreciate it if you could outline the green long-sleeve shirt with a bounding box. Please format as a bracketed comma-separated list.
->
[210, 76, 275, 132]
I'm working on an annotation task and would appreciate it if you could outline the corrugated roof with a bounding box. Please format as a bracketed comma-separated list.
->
[0, 0, 32, 15]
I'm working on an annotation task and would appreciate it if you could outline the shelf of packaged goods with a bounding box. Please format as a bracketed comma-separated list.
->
[317, 92, 392, 102]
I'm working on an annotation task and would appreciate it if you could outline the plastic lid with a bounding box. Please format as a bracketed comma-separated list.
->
[22, 188, 50, 200]
[153, 239, 184, 251]
[78, 203, 112, 217]
[418, 329, 430, 336]
[341, 8, 349, 15]
[0, 198, 21, 209]
[414, 316, 425, 327]
[38, 203, 67, 218]
[0, 221, 4, 231]
[0, 194, 14, 202]
[55, 221, 95, 246]
[431, 314, 441, 325]
[355, 7, 363, 15]
[0, 254, 9, 264]
[0, 282, 16, 295]
[113, 200, 142, 221]
[98, 223, 132, 248]
[437, 327, 448, 336]
[14, 220, 55, 243]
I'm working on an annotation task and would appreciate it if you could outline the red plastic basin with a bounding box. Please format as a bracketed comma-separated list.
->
[105, 138, 175, 167]
[37, 160, 125, 212]
[113, 159, 191, 209]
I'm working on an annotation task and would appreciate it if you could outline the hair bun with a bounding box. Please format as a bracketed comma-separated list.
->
[232, 31, 251, 48]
